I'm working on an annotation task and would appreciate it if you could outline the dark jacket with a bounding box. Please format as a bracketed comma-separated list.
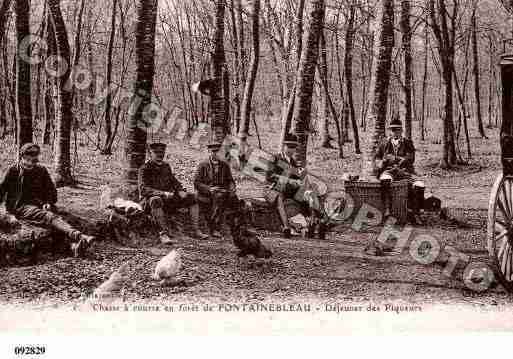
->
[375, 137, 416, 174]
[138, 160, 185, 200]
[194, 158, 235, 198]
[0, 164, 58, 213]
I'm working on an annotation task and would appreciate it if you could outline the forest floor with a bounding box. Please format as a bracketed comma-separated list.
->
[0, 121, 511, 309]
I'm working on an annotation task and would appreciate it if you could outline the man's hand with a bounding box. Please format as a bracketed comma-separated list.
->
[164, 191, 174, 199]
[385, 154, 395, 162]
[178, 191, 187, 199]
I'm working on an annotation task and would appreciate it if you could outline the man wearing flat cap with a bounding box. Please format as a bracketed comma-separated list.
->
[264, 134, 325, 239]
[0, 143, 94, 257]
[375, 116, 425, 224]
[138, 142, 208, 244]
[194, 141, 241, 238]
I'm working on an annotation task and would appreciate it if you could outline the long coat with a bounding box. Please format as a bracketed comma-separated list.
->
[375, 137, 416, 174]
[0, 164, 57, 213]
[193, 158, 235, 200]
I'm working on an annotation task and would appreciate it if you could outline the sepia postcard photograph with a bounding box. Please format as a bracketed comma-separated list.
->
[2, 0, 513, 353]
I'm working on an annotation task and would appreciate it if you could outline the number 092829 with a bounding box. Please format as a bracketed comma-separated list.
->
[14, 346, 46, 355]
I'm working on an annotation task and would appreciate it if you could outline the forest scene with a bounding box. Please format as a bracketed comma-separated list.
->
[1, 0, 513, 308]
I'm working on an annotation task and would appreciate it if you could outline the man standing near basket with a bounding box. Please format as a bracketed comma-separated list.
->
[375, 117, 425, 224]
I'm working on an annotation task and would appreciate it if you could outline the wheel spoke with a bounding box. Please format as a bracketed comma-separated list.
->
[508, 179, 513, 216]
[502, 244, 510, 278]
[498, 235, 508, 258]
[497, 193, 511, 221]
[495, 221, 508, 234]
[502, 182, 511, 217]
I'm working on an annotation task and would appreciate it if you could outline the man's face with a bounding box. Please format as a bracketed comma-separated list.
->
[391, 128, 402, 139]
[21, 153, 39, 169]
[283, 144, 297, 158]
[150, 149, 165, 164]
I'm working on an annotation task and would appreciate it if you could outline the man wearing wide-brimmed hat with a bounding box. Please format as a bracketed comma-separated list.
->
[264, 134, 325, 239]
[0, 143, 94, 257]
[194, 140, 241, 238]
[375, 116, 425, 224]
[138, 142, 208, 244]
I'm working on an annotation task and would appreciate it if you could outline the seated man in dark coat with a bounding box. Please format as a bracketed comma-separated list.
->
[264, 134, 325, 239]
[0, 143, 94, 257]
[375, 117, 425, 223]
[194, 141, 242, 238]
[138, 142, 208, 244]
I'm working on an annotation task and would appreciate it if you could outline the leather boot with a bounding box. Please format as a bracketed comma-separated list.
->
[190, 204, 208, 239]
[380, 179, 392, 219]
[415, 186, 425, 213]
[407, 187, 422, 225]
[50, 217, 93, 257]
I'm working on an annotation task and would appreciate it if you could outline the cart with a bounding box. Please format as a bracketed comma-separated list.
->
[487, 37, 513, 292]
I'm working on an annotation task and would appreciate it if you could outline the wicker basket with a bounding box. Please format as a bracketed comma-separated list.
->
[343, 179, 409, 224]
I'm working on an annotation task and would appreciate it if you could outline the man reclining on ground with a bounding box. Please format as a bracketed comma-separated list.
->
[0, 143, 94, 257]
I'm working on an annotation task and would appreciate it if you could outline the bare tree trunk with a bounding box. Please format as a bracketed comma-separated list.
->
[401, 0, 413, 140]
[291, 0, 325, 167]
[429, 0, 457, 168]
[211, 0, 227, 141]
[229, 0, 241, 133]
[48, 0, 74, 186]
[125, 0, 158, 183]
[362, 0, 394, 178]
[239, 0, 260, 138]
[15, 0, 33, 151]
[487, 36, 494, 128]
[318, 30, 332, 148]
[421, 24, 428, 141]
[279, 0, 306, 147]
[0, 0, 12, 48]
[101, 0, 118, 155]
[471, 1, 486, 138]
[344, 1, 360, 154]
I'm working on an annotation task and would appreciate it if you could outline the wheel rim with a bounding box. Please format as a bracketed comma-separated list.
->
[488, 174, 513, 285]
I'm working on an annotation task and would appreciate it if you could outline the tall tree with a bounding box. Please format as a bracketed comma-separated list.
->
[429, 0, 457, 168]
[344, 1, 360, 154]
[291, 0, 325, 167]
[211, 0, 227, 141]
[279, 0, 306, 147]
[400, 0, 413, 140]
[239, 0, 260, 138]
[15, 0, 33, 151]
[471, 0, 486, 138]
[48, 0, 74, 186]
[101, 0, 118, 154]
[125, 0, 158, 183]
[362, 0, 394, 178]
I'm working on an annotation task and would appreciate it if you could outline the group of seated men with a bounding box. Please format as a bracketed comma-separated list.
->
[0, 116, 424, 257]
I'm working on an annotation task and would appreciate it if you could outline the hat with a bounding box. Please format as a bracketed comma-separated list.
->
[283, 134, 299, 147]
[207, 141, 223, 150]
[388, 117, 403, 129]
[148, 142, 167, 151]
[20, 143, 40, 156]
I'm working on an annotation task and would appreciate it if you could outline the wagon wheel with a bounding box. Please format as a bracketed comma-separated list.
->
[487, 173, 513, 292]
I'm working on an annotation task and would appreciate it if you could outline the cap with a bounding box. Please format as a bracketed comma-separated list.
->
[20, 143, 40, 156]
[207, 141, 223, 150]
[283, 134, 299, 147]
[388, 117, 403, 129]
[148, 142, 167, 151]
